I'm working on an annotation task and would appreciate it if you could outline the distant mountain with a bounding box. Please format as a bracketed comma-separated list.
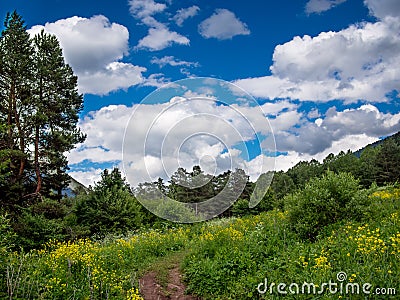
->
[62, 176, 88, 197]
[354, 131, 400, 157]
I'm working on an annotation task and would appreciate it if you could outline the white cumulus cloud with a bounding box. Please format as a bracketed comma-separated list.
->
[29, 15, 128, 72]
[68, 98, 400, 185]
[78, 62, 146, 95]
[129, 0, 191, 51]
[128, 0, 166, 21]
[235, 14, 400, 103]
[68, 95, 277, 186]
[198, 9, 250, 40]
[28, 15, 147, 95]
[136, 26, 190, 51]
[273, 104, 400, 155]
[269, 132, 380, 172]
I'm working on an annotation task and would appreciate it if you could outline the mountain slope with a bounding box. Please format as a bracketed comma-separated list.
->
[354, 131, 400, 157]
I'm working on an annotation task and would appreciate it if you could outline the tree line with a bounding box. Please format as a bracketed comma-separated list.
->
[135, 134, 400, 217]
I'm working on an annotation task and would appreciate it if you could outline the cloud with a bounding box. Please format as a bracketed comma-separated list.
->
[136, 26, 190, 51]
[274, 123, 332, 155]
[270, 133, 380, 172]
[77, 62, 146, 95]
[364, 0, 400, 19]
[151, 56, 199, 68]
[198, 9, 250, 40]
[68, 95, 276, 186]
[28, 15, 147, 95]
[261, 106, 397, 172]
[307, 108, 321, 119]
[129, 0, 190, 51]
[179, 68, 196, 78]
[235, 15, 400, 102]
[243, 132, 380, 179]
[128, 0, 166, 21]
[172, 5, 200, 26]
[322, 104, 400, 137]
[305, 0, 348, 14]
[29, 16, 128, 72]
[273, 104, 400, 155]
[76, 104, 133, 150]
[68, 168, 104, 187]
[67, 94, 400, 186]
[141, 73, 170, 87]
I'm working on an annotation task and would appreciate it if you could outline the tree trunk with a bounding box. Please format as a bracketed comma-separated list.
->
[7, 84, 14, 150]
[15, 108, 25, 177]
[10, 82, 26, 177]
[34, 125, 41, 194]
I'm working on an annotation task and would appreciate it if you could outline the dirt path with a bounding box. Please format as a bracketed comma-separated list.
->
[139, 256, 199, 300]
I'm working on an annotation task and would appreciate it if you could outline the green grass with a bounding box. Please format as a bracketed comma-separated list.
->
[181, 187, 400, 299]
[0, 186, 399, 299]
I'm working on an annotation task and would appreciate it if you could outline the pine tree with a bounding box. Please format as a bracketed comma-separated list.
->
[0, 12, 85, 209]
[358, 145, 380, 187]
[270, 171, 295, 200]
[169, 167, 191, 202]
[376, 139, 400, 185]
[0, 11, 34, 204]
[32, 30, 85, 198]
[75, 168, 143, 235]
[189, 165, 214, 203]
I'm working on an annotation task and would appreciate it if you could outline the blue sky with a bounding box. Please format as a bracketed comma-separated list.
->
[2, 0, 400, 186]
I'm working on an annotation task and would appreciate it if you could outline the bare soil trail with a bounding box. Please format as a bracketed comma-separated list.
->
[139, 252, 200, 300]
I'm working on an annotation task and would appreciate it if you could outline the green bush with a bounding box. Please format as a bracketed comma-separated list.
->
[75, 168, 144, 237]
[284, 171, 367, 241]
[0, 213, 15, 256]
[14, 208, 65, 250]
[75, 187, 143, 236]
[230, 194, 274, 217]
[11, 198, 77, 250]
[153, 199, 203, 223]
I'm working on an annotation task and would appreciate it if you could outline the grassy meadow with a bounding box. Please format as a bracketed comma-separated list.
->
[1, 185, 399, 299]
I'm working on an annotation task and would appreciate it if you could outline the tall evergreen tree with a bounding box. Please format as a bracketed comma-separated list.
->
[169, 167, 191, 202]
[0, 12, 85, 208]
[31, 30, 85, 198]
[376, 139, 400, 185]
[75, 168, 143, 236]
[0, 11, 34, 204]
[286, 159, 322, 188]
[358, 145, 380, 187]
[189, 165, 214, 203]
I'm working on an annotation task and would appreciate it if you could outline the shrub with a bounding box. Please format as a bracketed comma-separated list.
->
[230, 194, 274, 217]
[75, 168, 144, 236]
[75, 188, 143, 236]
[12, 199, 72, 250]
[284, 171, 367, 241]
[14, 209, 65, 250]
[153, 199, 203, 223]
[0, 213, 15, 256]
